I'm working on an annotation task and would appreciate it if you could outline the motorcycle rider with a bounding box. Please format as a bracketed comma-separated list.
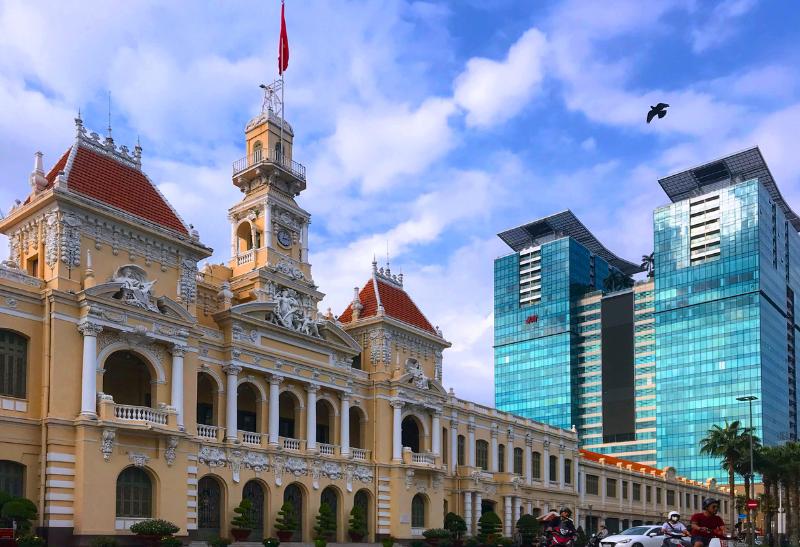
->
[550, 507, 578, 547]
[690, 498, 726, 547]
[597, 525, 610, 541]
[662, 511, 690, 547]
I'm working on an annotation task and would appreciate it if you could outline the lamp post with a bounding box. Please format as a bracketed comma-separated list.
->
[588, 504, 593, 535]
[736, 395, 757, 547]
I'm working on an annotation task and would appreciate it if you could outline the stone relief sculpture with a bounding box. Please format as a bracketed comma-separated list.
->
[111, 265, 160, 312]
[268, 287, 322, 338]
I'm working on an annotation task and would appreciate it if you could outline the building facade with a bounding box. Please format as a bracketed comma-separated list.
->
[0, 104, 723, 546]
[494, 148, 800, 483]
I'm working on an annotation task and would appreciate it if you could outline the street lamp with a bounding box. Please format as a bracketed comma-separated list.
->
[588, 504, 593, 535]
[736, 395, 758, 547]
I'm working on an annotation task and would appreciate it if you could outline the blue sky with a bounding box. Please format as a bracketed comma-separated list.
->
[2, 0, 800, 405]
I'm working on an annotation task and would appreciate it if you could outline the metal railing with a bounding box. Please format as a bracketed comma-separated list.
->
[319, 443, 337, 456]
[240, 431, 262, 446]
[197, 424, 219, 440]
[351, 448, 370, 461]
[411, 452, 436, 465]
[232, 149, 307, 181]
[114, 404, 167, 425]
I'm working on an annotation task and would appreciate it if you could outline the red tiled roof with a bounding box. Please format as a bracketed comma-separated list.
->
[43, 144, 188, 235]
[579, 449, 663, 476]
[339, 277, 437, 334]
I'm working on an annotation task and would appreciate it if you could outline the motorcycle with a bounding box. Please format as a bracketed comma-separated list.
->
[587, 533, 600, 547]
[549, 524, 577, 547]
[662, 530, 690, 547]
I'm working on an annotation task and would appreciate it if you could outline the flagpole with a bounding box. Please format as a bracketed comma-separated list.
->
[279, 0, 285, 168]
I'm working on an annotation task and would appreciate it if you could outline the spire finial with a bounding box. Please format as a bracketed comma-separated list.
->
[372, 255, 378, 274]
[107, 90, 112, 138]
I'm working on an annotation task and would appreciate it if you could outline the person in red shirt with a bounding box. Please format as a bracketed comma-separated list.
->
[690, 498, 726, 547]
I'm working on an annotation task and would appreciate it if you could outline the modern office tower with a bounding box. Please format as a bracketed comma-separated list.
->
[655, 147, 800, 481]
[494, 211, 643, 433]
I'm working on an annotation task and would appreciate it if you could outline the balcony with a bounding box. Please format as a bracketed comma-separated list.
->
[98, 397, 176, 429]
[239, 430, 263, 446]
[319, 443, 338, 456]
[408, 451, 437, 466]
[281, 437, 305, 452]
[351, 448, 370, 461]
[197, 424, 223, 441]
[237, 249, 254, 266]
[232, 149, 307, 195]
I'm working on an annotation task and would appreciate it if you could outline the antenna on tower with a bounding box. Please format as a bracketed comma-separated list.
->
[107, 91, 112, 138]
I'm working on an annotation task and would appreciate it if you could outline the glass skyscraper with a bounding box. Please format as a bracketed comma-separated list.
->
[655, 147, 800, 480]
[495, 148, 800, 482]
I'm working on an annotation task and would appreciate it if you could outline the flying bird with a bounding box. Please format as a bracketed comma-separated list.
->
[647, 103, 669, 123]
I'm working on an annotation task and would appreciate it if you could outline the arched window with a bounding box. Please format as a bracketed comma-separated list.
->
[116, 467, 152, 518]
[0, 461, 25, 497]
[284, 484, 303, 541]
[354, 490, 370, 538]
[498, 444, 505, 472]
[564, 458, 573, 484]
[243, 480, 266, 541]
[476, 440, 489, 470]
[0, 331, 27, 399]
[514, 447, 524, 475]
[401, 416, 421, 453]
[549, 455, 558, 482]
[198, 476, 222, 535]
[252, 141, 263, 162]
[457, 435, 465, 466]
[532, 451, 541, 479]
[411, 494, 426, 528]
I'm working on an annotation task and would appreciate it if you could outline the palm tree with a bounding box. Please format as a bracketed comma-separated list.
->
[755, 445, 783, 545]
[780, 441, 800, 545]
[700, 421, 750, 531]
[603, 270, 634, 292]
[733, 430, 761, 500]
[640, 252, 655, 278]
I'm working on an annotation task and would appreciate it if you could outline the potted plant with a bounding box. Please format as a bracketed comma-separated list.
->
[314, 502, 337, 542]
[263, 537, 281, 547]
[516, 514, 540, 547]
[348, 505, 368, 542]
[129, 519, 180, 546]
[423, 528, 452, 547]
[477, 511, 502, 547]
[0, 496, 37, 536]
[160, 537, 183, 547]
[314, 539, 327, 547]
[445, 512, 468, 547]
[381, 536, 395, 547]
[231, 498, 255, 541]
[275, 502, 298, 542]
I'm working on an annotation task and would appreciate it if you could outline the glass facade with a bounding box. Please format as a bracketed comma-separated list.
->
[655, 178, 800, 481]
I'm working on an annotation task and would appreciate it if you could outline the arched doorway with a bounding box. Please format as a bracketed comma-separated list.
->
[0, 461, 25, 497]
[279, 391, 300, 439]
[237, 222, 253, 253]
[196, 372, 217, 427]
[320, 486, 339, 541]
[354, 489, 370, 541]
[243, 480, 266, 541]
[401, 416, 422, 453]
[316, 399, 334, 445]
[103, 351, 152, 406]
[481, 499, 496, 516]
[237, 383, 259, 433]
[198, 476, 223, 539]
[349, 407, 366, 449]
[284, 483, 304, 541]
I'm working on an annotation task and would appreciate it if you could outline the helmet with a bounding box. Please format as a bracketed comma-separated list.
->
[702, 498, 720, 510]
[559, 507, 572, 516]
[668, 511, 680, 520]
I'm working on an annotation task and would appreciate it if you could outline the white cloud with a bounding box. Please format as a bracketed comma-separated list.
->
[580, 137, 596, 151]
[453, 28, 548, 128]
[691, 0, 757, 53]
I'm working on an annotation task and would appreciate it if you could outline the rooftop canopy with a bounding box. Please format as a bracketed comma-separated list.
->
[658, 146, 800, 232]
[497, 209, 643, 276]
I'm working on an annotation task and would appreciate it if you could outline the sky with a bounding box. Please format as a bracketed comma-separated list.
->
[2, 0, 800, 406]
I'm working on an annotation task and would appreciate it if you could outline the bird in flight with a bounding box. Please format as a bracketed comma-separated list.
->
[647, 103, 669, 123]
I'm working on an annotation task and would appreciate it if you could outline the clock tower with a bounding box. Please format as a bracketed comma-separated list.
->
[224, 84, 320, 311]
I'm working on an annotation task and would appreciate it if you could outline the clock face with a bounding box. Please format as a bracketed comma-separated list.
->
[277, 229, 292, 248]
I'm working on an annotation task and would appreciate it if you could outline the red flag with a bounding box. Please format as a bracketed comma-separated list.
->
[278, 1, 289, 75]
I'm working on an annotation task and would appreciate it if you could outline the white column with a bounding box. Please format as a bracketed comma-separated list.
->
[580, 470, 586, 505]
[490, 427, 499, 472]
[263, 203, 272, 248]
[340, 392, 351, 456]
[559, 447, 566, 489]
[268, 375, 283, 445]
[78, 322, 102, 417]
[301, 222, 309, 263]
[514, 498, 522, 526]
[170, 345, 186, 430]
[464, 491, 473, 535]
[392, 400, 404, 461]
[573, 456, 580, 493]
[474, 492, 482, 535]
[306, 383, 319, 451]
[504, 496, 513, 536]
[543, 440, 551, 483]
[224, 364, 241, 441]
[468, 421, 476, 467]
[601, 472, 607, 500]
[526, 500, 533, 516]
[449, 417, 458, 474]
[432, 410, 441, 456]
[507, 430, 515, 474]
[525, 437, 533, 485]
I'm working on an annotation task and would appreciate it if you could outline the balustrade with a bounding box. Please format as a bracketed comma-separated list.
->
[351, 448, 370, 461]
[240, 430, 262, 446]
[197, 424, 219, 440]
[114, 404, 168, 425]
[318, 443, 337, 456]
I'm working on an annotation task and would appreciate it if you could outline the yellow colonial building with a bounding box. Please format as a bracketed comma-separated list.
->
[0, 104, 723, 546]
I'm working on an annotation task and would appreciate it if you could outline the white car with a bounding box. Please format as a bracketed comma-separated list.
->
[600, 525, 671, 547]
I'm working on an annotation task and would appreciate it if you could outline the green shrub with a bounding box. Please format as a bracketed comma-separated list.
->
[17, 537, 45, 547]
[262, 538, 280, 547]
[465, 537, 479, 547]
[314, 539, 327, 547]
[445, 512, 468, 540]
[0, 497, 37, 535]
[160, 537, 182, 547]
[314, 502, 337, 540]
[477, 511, 502, 543]
[349, 505, 368, 538]
[231, 498, 255, 530]
[382, 537, 396, 547]
[496, 538, 513, 547]
[575, 527, 587, 547]
[424, 529, 453, 539]
[210, 539, 232, 547]
[411, 541, 427, 547]
[90, 538, 120, 547]
[129, 519, 180, 536]
[276, 502, 298, 532]
[516, 514, 541, 546]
